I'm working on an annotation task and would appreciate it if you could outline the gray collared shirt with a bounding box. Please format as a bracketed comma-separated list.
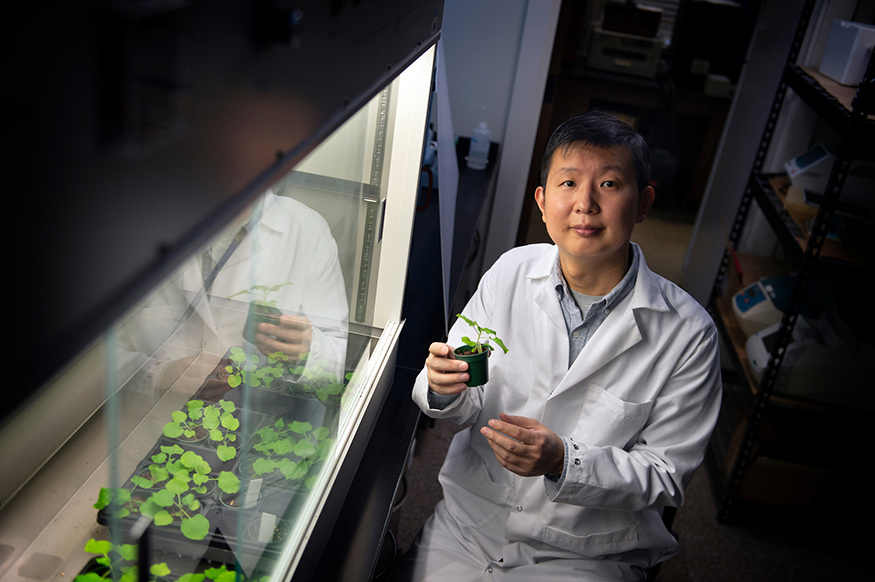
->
[551, 246, 639, 366]
[541, 245, 639, 488]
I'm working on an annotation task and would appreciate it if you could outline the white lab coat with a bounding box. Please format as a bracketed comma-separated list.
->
[117, 193, 349, 388]
[411, 243, 721, 571]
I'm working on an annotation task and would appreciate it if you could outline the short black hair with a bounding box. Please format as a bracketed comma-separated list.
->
[540, 111, 651, 193]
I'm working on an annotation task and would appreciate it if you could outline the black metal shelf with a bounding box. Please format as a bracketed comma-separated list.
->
[784, 64, 875, 158]
[749, 173, 875, 276]
[708, 0, 875, 523]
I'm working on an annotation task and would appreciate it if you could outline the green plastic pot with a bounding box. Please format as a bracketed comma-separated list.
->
[453, 347, 490, 387]
[243, 302, 283, 344]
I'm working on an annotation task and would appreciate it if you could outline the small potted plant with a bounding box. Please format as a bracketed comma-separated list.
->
[453, 313, 509, 386]
[230, 282, 293, 344]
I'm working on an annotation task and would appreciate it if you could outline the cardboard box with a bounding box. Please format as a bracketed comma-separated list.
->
[819, 19, 875, 86]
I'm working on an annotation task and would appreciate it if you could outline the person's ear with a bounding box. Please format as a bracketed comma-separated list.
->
[636, 186, 655, 223]
[535, 186, 546, 222]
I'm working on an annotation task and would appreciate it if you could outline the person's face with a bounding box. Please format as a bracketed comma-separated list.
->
[535, 144, 654, 272]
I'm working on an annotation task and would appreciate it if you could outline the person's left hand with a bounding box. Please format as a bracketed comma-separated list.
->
[255, 314, 313, 362]
[480, 413, 565, 477]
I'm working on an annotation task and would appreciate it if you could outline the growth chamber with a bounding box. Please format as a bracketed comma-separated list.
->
[0, 1, 442, 580]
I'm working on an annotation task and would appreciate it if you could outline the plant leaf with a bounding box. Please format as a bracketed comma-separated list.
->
[180, 514, 210, 540]
[253, 457, 275, 475]
[291, 420, 312, 434]
[217, 471, 240, 494]
[151, 563, 172, 577]
[163, 444, 184, 456]
[217, 444, 236, 462]
[93, 488, 112, 510]
[83, 538, 112, 555]
[153, 510, 173, 526]
[118, 544, 138, 562]
[150, 489, 175, 507]
[163, 422, 184, 439]
[130, 475, 153, 489]
[294, 440, 316, 458]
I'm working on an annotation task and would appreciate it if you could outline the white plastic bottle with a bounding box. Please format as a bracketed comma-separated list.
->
[466, 121, 491, 170]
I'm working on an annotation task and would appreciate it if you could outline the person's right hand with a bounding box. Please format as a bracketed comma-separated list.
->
[426, 342, 470, 395]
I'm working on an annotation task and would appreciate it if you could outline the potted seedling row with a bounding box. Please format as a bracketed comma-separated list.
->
[74, 539, 174, 582]
[73, 538, 254, 582]
[94, 453, 241, 544]
[453, 314, 509, 386]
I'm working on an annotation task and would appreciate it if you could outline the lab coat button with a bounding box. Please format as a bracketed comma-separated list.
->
[516, 505, 523, 512]
[487, 567, 494, 574]
[574, 458, 581, 465]
[573, 443, 580, 450]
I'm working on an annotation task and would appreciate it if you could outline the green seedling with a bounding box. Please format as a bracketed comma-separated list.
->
[225, 347, 288, 389]
[75, 538, 170, 582]
[248, 419, 333, 489]
[229, 282, 293, 307]
[162, 400, 239, 462]
[95, 448, 240, 541]
[455, 313, 509, 355]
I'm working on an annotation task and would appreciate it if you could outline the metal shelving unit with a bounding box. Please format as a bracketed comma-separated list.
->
[707, 0, 874, 523]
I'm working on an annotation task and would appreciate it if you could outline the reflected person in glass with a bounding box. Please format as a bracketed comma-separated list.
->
[115, 190, 349, 400]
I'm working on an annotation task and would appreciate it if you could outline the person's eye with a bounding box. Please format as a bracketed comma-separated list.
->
[601, 180, 618, 188]
[561, 180, 576, 188]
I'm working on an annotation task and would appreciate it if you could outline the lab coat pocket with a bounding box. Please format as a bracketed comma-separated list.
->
[572, 385, 653, 448]
[438, 446, 512, 528]
[542, 521, 639, 558]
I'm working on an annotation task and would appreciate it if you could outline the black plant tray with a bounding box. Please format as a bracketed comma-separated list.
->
[206, 483, 308, 563]
[75, 550, 211, 581]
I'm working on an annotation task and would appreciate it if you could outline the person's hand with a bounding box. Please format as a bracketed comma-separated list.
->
[425, 342, 470, 395]
[480, 413, 565, 477]
[255, 314, 313, 362]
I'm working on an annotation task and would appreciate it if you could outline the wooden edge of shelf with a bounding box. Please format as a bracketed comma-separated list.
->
[753, 173, 875, 270]
[796, 65, 875, 121]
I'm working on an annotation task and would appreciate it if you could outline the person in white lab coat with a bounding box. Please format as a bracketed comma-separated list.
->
[116, 191, 349, 394]
[396, 112, 722, 581]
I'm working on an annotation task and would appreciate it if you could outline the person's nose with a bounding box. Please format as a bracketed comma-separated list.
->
[573, 184, 599, 214]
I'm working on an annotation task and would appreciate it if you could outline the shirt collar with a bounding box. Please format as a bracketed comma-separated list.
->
[550, 244, 639, 309]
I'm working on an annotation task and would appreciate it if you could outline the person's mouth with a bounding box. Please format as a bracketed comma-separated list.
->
[571, 224, 602, 237]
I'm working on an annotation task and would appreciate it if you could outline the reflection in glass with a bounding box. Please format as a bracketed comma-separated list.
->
[96, 75, 397, 579]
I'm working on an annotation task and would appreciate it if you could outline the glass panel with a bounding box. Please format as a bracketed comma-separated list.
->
[0, 45, 434, 582]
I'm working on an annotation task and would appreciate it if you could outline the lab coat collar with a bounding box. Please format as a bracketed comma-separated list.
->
[538, 243, 671, 399]
[220, 191, 287, 271]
